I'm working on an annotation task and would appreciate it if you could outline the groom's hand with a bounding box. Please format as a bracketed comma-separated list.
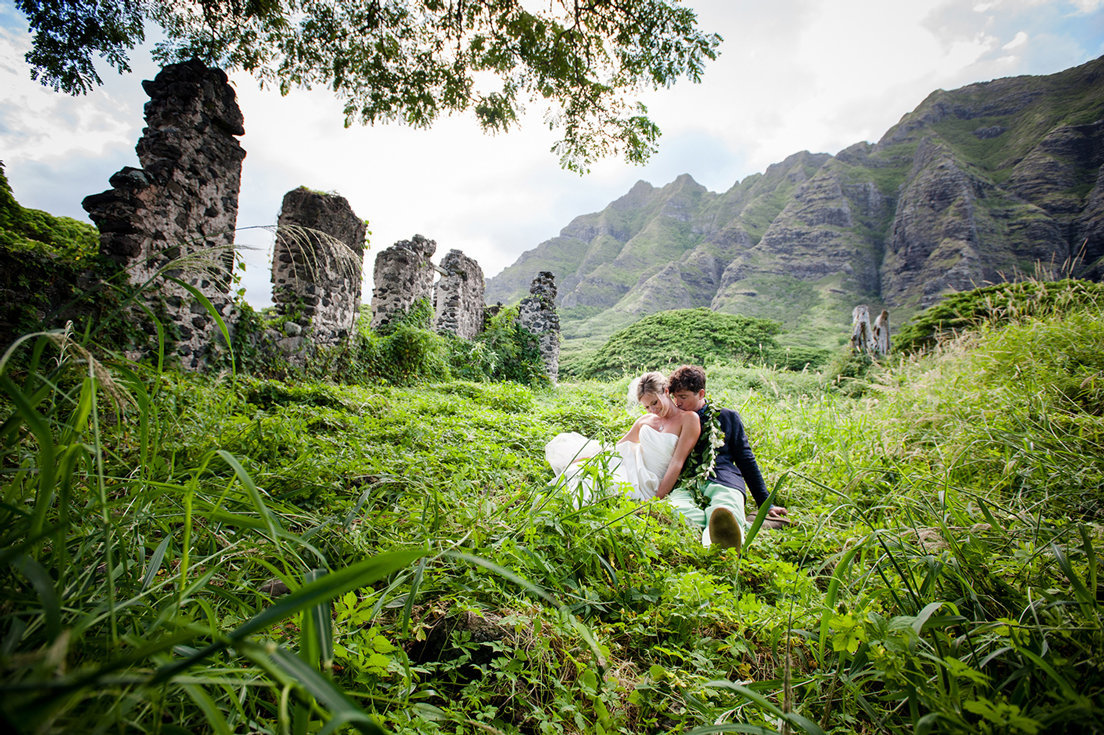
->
[767, 505, 788, 518]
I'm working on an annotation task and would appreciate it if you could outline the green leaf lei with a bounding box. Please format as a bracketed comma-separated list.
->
[674, 398, 723, 510]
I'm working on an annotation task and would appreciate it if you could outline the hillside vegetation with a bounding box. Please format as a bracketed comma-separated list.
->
[2, 278, 1102, 733]
[569, 308, 783, 380]
[0, 163, 103, 339]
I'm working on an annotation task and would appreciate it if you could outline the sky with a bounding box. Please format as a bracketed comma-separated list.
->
[2, 0, 1103, 308]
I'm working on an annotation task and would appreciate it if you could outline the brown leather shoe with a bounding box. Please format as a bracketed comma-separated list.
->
[759, 516, 791, 530]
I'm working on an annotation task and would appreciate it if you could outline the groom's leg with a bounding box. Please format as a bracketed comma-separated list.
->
[666, 488, 707, 528]
[704, 482, 749, 538]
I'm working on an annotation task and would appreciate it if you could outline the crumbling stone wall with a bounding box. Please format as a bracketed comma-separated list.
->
[851, 305, 891, 356]
[850, 305, 874, 354]
[434, 249, 485, 338]
[83, 59, 245, 369]
[371, 235, 437, 331]
[516, 271, 560, 382]
[872, 309, 891, 355]
[272, 188, 366, 360]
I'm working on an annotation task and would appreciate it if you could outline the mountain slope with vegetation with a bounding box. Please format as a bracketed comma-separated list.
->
[487, 56, 1104, 351]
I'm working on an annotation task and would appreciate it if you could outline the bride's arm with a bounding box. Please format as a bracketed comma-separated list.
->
[654, 412, 702, 499]
[618, 415, 647, 445]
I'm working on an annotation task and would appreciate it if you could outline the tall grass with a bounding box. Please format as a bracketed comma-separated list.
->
[719, 300, 1104, 733]
[0, 328, 440, 733]
[2, 283, 1102, 733]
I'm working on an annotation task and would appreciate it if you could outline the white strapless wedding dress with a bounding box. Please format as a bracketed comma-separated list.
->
[545, 425, 678, 503]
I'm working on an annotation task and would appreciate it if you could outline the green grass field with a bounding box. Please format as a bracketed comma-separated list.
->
[2, 286, 1102, 734]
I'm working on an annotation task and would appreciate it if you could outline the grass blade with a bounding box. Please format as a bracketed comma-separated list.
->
[152, 547, 428, 684]
[180, 682, 233, 735]
[744, 473, 788, 549]
[274, 647, 383, 735]
[12, 554, 61, 641]
[141, 536, 173, 591]
[700, 679, 827, 735]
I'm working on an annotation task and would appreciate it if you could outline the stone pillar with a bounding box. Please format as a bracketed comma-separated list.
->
[434, 249, 485, 338]
[272, 187, 367, 360]
[516, 271, 560, 382]
[850, 305, 873, 354]
[82, 59, 246, 369]
[370, 234, 437, 331]
[872, 309, 891, 355]
[850, 305, 873, 355]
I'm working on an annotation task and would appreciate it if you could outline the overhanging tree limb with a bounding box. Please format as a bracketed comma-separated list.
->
[13, 0, 721, 171]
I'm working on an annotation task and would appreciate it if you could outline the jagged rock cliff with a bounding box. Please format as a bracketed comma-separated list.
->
[486, 56, 1104, 347]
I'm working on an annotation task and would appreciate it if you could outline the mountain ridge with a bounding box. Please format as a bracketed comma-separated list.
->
[486, 55, 1104, 349]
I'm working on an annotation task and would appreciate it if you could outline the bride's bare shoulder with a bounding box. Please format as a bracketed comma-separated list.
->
[678, 409, 702, 433]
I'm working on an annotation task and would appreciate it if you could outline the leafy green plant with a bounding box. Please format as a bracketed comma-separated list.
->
[583, 308, 782, 379]
[894, 279, 1104, 354]
[466, 305, 548, 386]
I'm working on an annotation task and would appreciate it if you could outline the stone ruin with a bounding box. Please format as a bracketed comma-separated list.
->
[77, 59, 560, 380]
[850, 305, 890, 356]
[83, 59, 245, 369]
[272, 188, 367, 361]
[370, 236, 489, 341]
[516, 271, 561, 382]
[370, 239, 558, 379]
[872, 309, 890, 355]
[435, 250, 485, 339]
[371, 235, 439, 331]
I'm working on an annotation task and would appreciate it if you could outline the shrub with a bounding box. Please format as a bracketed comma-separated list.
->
[0, 162, 99, 261]
[762, 344, 830, 371]
[377, 323, 451, 385]
[0, 162, 116, 348]
[374, 296, 434, 335]
[582, 308, 781, 379]
[822, 347, 877, 395]
[470, 305, 548, 386]
[894, 278, 1104, 354]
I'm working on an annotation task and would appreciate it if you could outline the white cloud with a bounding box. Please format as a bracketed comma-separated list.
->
[1004, 30, 1030, 49]
[0, 29, 138, 160]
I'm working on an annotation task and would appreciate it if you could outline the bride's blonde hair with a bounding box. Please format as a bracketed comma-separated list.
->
[627, 371, 668, 407]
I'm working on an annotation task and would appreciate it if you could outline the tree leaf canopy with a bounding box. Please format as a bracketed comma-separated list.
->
[14, 0, 721, 171]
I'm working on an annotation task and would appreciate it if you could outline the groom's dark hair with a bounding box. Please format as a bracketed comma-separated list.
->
[669, 365, 706, 394]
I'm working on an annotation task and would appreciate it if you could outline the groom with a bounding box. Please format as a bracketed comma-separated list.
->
[657, 364, 787, 551]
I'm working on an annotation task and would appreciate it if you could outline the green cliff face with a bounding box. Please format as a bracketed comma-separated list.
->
[486, 55, 1104, 349]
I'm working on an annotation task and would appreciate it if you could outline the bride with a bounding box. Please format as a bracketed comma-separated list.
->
[546, 371, 701, 502]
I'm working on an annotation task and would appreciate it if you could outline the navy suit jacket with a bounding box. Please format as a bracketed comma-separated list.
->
[697, 404, 771, 509]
